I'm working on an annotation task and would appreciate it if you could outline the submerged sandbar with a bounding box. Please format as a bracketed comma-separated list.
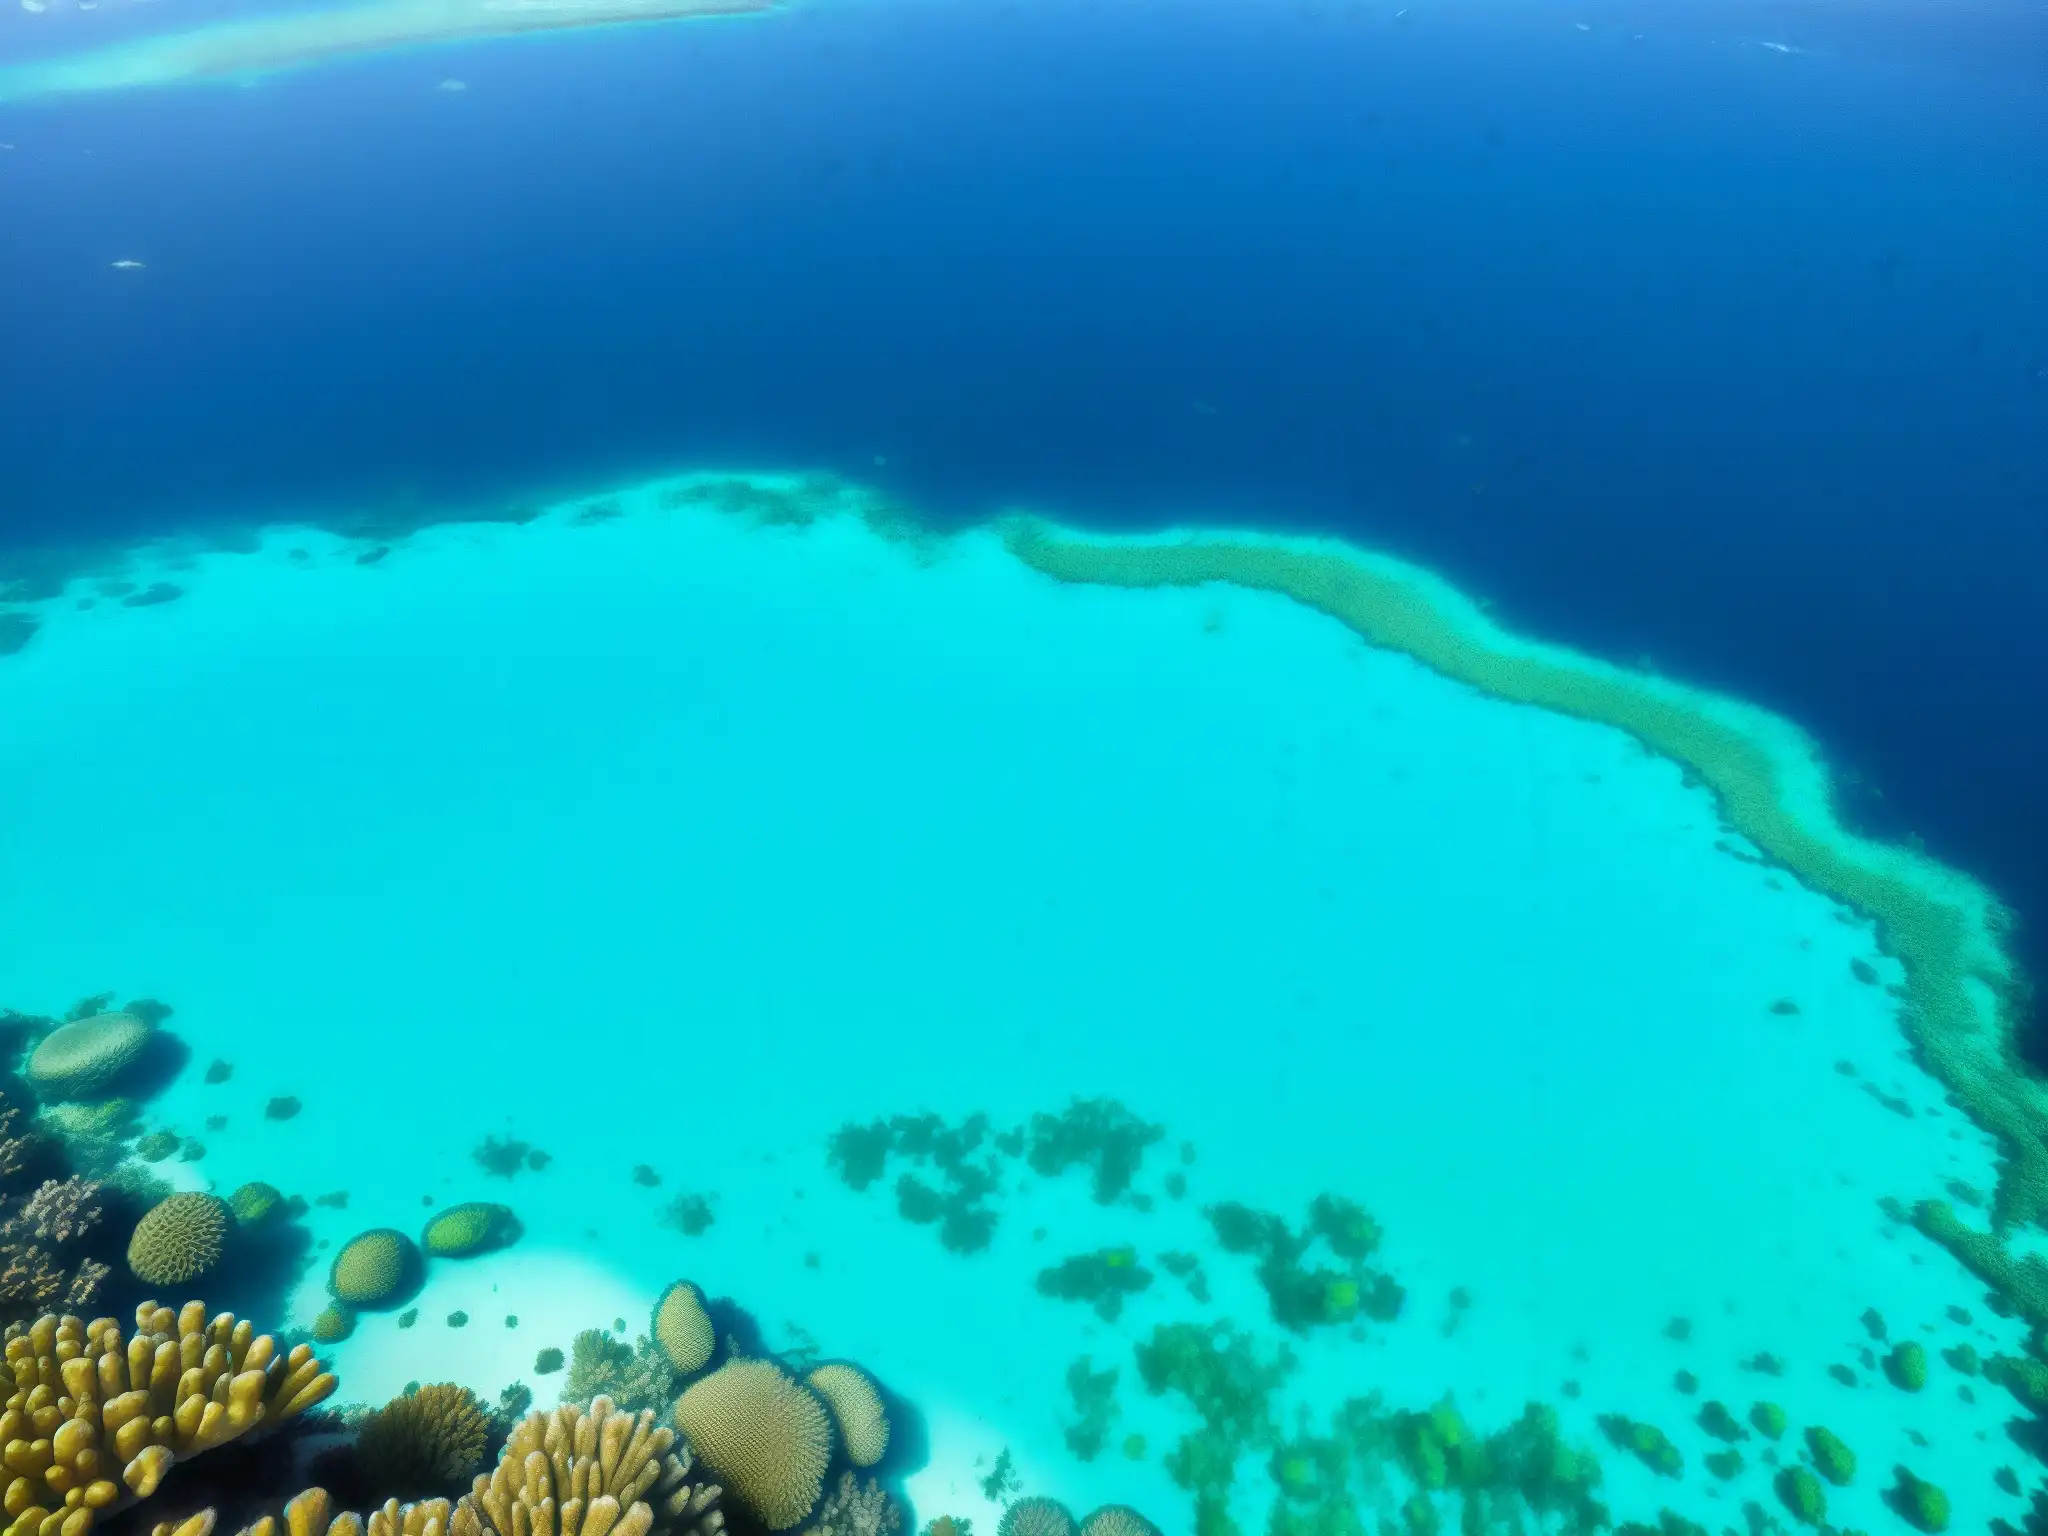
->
[0, 0, 769, 101]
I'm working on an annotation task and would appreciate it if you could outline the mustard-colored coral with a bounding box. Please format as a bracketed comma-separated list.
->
[127, 1194, 230, 1287]
[651, 1283, 714, 1376]
[328, 1231, 417, 1309]
[419, 1206, 518, 1261]
[310, 1309, 355, 1345]
[356, 1385, 492, 1498]
[0, 1300, 337, 1536]
[802, 1365, 887, 1469]
[673, 1360, 832, 1531]
[450, 1396, 723, 1536]
[997, 1500, 1076, 1536]
[159, 1486, 457, 1536]
[1076, 1512, 1159, 1536]
[27, 1014, 152, 1101]
[235, 1489, 456, 1536]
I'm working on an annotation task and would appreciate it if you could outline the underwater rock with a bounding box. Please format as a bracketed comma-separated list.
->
[266, 1097, 302, 1121]
[203, 1059, 233, 1084]
[128, 1191, 229, 1285]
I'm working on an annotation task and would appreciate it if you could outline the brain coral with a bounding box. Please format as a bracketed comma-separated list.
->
[652, 1281, 715, 1375]
[999, 1499, 1078, 1536]
[329, 1229, 419, 1308]
[29, 1012, 152, 1100]
[672, 1360, 833, 1531]
[0, 1301, 335, 1536]
[804, 1363, 889, 1468]
[451, 1397, 724, 1536]
[1077, 1511, 1161, 1536]
[128, 1192, 230, 1286]
[356, 1384, 492, 1498]
[421, 1203, 520, 1260]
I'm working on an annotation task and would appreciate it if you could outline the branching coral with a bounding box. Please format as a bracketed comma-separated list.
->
[673, 1361, 832, 1531]
[802, 1474, 899, 1536]
[22, 1180, 102, 1246]
[0, 1300, 336, 1536]
[0, 1246, 107, 1320]
[128, 1194, 230, 1287]
[355, 1386, 493, 1500]
[562, 1332, 677, 1419]
[157, 1487, 457, 1536]
[450, 1397, 724, 1536]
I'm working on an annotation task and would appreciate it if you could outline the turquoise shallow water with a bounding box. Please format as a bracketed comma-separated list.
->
[0, 475, 2035, 1536]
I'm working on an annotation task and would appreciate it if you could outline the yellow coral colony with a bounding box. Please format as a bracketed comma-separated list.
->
[151, 1487, 458, 1536]
[650, 1284, 714, 1378]
[672, 1361, 831, 1531]
[800, 1366, 887, 1469]
[0, 1301, 337, 1536]
[450, 1396, 719, 1536]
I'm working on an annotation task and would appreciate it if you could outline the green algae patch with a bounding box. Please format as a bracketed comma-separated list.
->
[1063, 1357, 1121, 1462]
[1596, 1415, 1682, 1478]
[1697, 1402, 1746, 1443]
[1003, 520, 2034, 1236]
[1037, 1246, 1154, 1322]
[1884, 1342, 1929, 1392]
[1204, 1195, 1404, 1334]
[1885, 1467, 1951, 1532]
[1776, 1466, 1827, 1526]
[1705, 1449, 1745, 1481]
[1021, 1098, 1164, 1205]
[1134, 1320, 1295, 1531]
[1804, 1426, 1856, 1486]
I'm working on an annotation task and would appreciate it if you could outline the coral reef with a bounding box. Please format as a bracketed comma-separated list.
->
[802, 1474, 899, 1536]
[1062, 1359, 1118, 1462]
[27, 1013, 152, 1100]
[1075, 1511, 1160, 1536]
[1775, 1466, 1826, 1526]
[1021, 1101, 1163, 1206]
[1203, 1197, 1403, 1333]
[672, 1360, 833, 1531]
[450, 1397, 723, 1536]
[804, 1365, 888, 1469]
[534, 1349, 563, 1375]
[0, 1301, 335, 1536]
[826, 1115, 1002, 1254]
[420, 1205, 520, 1260]
[230, 1185, 284, 1225]
[652, 1283, 715, 1376]
[1035, 1249, 1152, 1324]
[1748, 1402, 1786, 1440]
[1884, 1342, 1929, 1392]
[329, 1230, 420, 1308]
[1804, 1426, 1855, 1485]
[563, 1331, 677, 1417]
[1595, 1415, 1681, 1478]
[230, 1488, 455, 1536]
[996, 1500, 1075, 1536]
[355, 1384, 493, 1499]
[1886, 1467, 1950, 1533]
[471, 1139, 548, 1179]
[311, 1309, 354, 1344]
[128, 1193, 230, 1286]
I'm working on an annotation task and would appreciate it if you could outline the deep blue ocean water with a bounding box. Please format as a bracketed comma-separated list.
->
[2, 0, 2045, 1026]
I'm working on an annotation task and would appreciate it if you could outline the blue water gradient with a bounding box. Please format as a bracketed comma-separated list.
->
[1, 0, 2045, 1011]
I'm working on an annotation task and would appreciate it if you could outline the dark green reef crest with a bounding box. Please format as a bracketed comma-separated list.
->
[997, 518, 2041, 1247]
